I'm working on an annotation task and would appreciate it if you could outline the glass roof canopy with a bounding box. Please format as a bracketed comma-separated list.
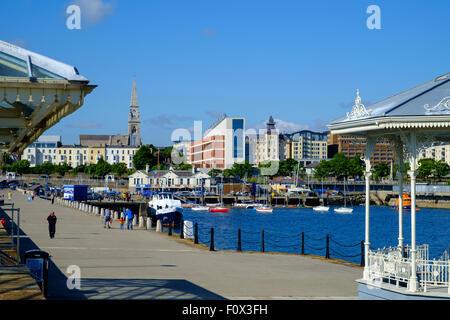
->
[0, 40, 96, 155]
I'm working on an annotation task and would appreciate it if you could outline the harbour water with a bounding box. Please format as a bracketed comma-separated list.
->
[182, 206, 450, 264]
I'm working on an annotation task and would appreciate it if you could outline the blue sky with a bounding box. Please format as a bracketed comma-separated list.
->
[2, 0, 450, 146]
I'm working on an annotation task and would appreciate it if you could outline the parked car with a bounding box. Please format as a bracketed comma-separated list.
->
[87, 192, 104, 201]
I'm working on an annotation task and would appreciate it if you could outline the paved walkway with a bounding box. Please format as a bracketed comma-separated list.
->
[5, 190, 361, 300]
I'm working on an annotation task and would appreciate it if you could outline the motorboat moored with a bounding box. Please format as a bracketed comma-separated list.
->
[313, 205, 330, 212]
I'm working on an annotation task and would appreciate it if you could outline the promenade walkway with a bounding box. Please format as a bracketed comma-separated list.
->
[5, 190, 361, 300]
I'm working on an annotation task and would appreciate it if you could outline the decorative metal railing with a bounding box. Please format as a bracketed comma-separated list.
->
[419, 259, 449, 292]
[367, 245, 450, 293]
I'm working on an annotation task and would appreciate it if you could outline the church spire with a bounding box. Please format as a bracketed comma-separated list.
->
[130, 77, 139, 107]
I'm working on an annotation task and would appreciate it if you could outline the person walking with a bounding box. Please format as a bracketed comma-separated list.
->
[125, 208, 134, 230]
[7, 191, 12, 201]
[47, 211, 57, 239]
[50, 193, 55, 205]
[104, 208, 112, 229]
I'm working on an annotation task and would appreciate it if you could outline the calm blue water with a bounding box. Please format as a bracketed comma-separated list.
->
[181, 206, 450, 264]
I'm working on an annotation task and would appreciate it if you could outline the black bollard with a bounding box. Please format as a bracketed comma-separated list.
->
[261, 230, 265, 253]
[194, 223, 198, 244]
[168, 220, 172, 236]
[237, 228, 242, 252]
[180, 219, 184, 239]
[301, 232, 305, 255]
[326, 234, 330, 259]
[210, 228, 214, 251]
[360, 240, 364, 267]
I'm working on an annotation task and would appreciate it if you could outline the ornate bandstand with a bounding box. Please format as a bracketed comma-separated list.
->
[0, 40, 96, 155]
[328, 74, 450, 299]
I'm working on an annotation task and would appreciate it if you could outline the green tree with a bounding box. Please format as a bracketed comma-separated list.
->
[329, 153, 351, 179]
[111, 162, 127, 178]
[40, 162, 55, 175]
[55, 163, 71, 176]
[229, 162, 254, 179]
[94, 158, 111, 177]
[348, 155, 363, 179]
[433, 160, 450, 181]
[176, 163, 193, 171]
[314, 160, 331, 180]
[373, 162, 390, 181]
[10, 159, 30, 174]
[417, 158, 435, 180]
[133, 145, 156, 170]
[278, 158, 300, 177]
[208, 168, 222, 178]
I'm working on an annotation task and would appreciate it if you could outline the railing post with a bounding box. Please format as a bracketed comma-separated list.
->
[326, 234, 330, 259]
[194, 223, 198, 244]
[361, 240, 364, 267]
[301, 232, 305, 255]
[261, 230, 265, 253]
[237, 228, 242, 252]
[210, 228, 214, 251]
[10, 209, 14, 247]
[16, 209, 20, 263]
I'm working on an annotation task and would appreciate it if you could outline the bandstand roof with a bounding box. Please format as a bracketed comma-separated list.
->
[0, 40, 96, 154]
[328, 73, 450, 140]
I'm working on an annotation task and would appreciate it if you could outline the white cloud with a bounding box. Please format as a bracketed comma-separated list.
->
[74, 0, 115, 24]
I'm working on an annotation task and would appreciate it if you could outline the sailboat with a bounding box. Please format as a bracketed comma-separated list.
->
[256, 177, 273, 213]
[334, 178, 353, 214]
[210, 178, 229, 212]
[313, 178, 329, 212]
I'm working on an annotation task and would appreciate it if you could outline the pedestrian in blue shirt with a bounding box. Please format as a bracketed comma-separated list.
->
[125, 208, 134, 230]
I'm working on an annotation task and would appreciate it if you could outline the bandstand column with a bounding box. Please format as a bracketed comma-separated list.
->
[363, 161, 372, 280]
[407, 132, 419, 292]
[397, 146, 404, 253]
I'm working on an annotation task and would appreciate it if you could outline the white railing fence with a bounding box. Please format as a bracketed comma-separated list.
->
[367, 244, 450, 293]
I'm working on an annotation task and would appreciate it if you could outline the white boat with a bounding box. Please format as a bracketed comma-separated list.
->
[313, 205, 330, 212]
[148, 192, 183, 223]
[334, 207, 353, 214]
[334, 179, 354, 214]
[255, 206, 273, 213]
[191, 206, 210, 211]
[234, 201, 264, 209]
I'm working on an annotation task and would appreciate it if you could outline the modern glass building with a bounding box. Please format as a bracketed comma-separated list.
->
[191, 114, 246, 169]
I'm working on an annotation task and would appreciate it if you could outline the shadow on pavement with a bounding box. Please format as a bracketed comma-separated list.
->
[1, 206, 226, 300]
[0, 207, 87, 300]
[63, 278, 227, 300]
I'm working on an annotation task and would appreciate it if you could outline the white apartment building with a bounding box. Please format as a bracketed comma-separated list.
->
[129, 168, 211, 192]
[419, 143, 450, 165]
[246, 116, 279, 165]
[105, 146, 139, 169]
[23, 135, 61, 166]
